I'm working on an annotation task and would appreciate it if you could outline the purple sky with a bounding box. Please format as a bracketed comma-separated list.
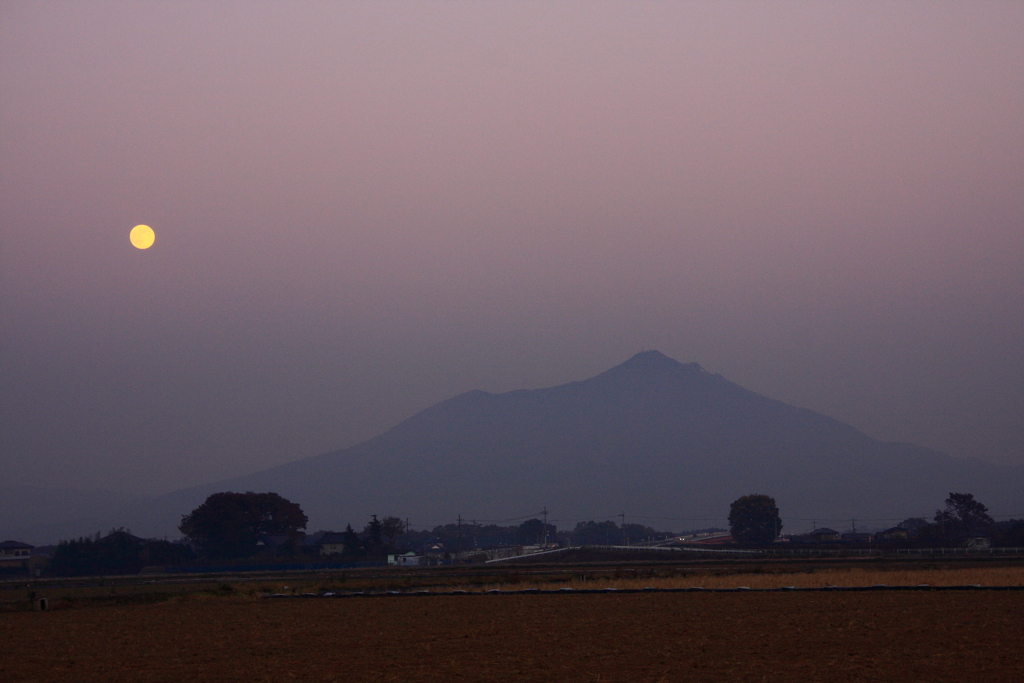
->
[2, 2, 1022, 495]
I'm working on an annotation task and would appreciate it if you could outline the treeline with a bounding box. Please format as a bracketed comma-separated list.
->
[44, 490, 1022, 576]
[890, 492, 1024, 546]
[313, 517, 671, 558]
[403, 519, 672, 552]
[49, 530, 194, 576]
[566, 520, 673, 546]
[399, 518, 560, 553]
[727, 492, 1024, 547]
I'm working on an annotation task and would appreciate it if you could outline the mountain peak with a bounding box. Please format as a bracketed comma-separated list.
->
[80, 346, 1022, 542]
[616, 350, 702, 373]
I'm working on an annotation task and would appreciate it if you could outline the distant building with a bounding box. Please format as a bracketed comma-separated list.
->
[255, 534, 295, 555]
[874, 527, 908, 542]
[99, 530, 147, 545]
[841, 532, 872, 543]
[389, 551, 422, 566]
[809, 528, 840, 542]
[0, 540, 34, 557]
[318, 532, 349, 556]
[0, 541, 35, 574]
[0, 540, 33, 559]
[422, 542, 448, 565]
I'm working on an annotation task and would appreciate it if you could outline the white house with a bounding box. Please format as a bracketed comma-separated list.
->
[389, 551, 422, 566]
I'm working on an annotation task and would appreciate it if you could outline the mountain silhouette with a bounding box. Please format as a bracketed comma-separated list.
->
[12, 351, 1022, 541]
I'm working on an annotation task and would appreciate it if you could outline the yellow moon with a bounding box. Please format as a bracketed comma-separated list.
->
[130, 225, 155, 249]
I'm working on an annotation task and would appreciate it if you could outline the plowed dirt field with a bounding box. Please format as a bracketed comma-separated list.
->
[4, 591, 1023, 682]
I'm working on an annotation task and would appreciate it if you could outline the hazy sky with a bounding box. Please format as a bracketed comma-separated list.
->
[2, 2, 1022, 496]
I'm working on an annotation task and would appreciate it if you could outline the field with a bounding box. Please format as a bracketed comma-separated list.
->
[4, 559, 1024, 682]
[449, 563, 1024, 592]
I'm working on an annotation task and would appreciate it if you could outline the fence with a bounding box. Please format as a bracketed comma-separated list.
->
[894, 547, 1024, 556]
[161, 560, 387, 574]
[557, 545, 1024, 559]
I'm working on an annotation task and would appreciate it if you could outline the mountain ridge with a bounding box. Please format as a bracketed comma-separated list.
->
[6, 351, 1021, 542]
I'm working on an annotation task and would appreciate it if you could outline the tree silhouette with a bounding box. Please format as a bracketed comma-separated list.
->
[363, 515, 384, 552]
[50, 530, 194, 576]
[342, 524, 361, 554]
[728, 494, 782, 544]
[934, 492, 994, 539]
[517, 518, 557, 545]
[179, 491, 307, 558]
[380, 516, 405, 546]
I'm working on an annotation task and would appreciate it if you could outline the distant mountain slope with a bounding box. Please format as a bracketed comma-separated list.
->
[0, 487, 147, 544]
[37, 351, 1024, 540]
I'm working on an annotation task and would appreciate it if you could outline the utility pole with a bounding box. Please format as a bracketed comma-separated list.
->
[619, 512, 626, 545]
[852, 519, 857, 533]
[542, 507, 548, 546]
[457, 515, 463, 553]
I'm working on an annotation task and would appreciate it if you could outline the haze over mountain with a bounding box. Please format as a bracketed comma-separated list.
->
[4, 4, 1024, 506]
[0, 487, 145, 544]
[8, 351, 1019, 544]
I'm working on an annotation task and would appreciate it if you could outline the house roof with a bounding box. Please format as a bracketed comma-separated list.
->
[256, 533, 293, 546]
[0, 540, 34, 550]
[100, 531, 147, 544]
[811, 528, 839, 535]
[319, 533, 349, 544]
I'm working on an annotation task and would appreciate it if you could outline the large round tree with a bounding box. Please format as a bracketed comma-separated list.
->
[934, 492, 994, 539]
[179, 491, 308, 558]
[728, 494, 782, 545]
